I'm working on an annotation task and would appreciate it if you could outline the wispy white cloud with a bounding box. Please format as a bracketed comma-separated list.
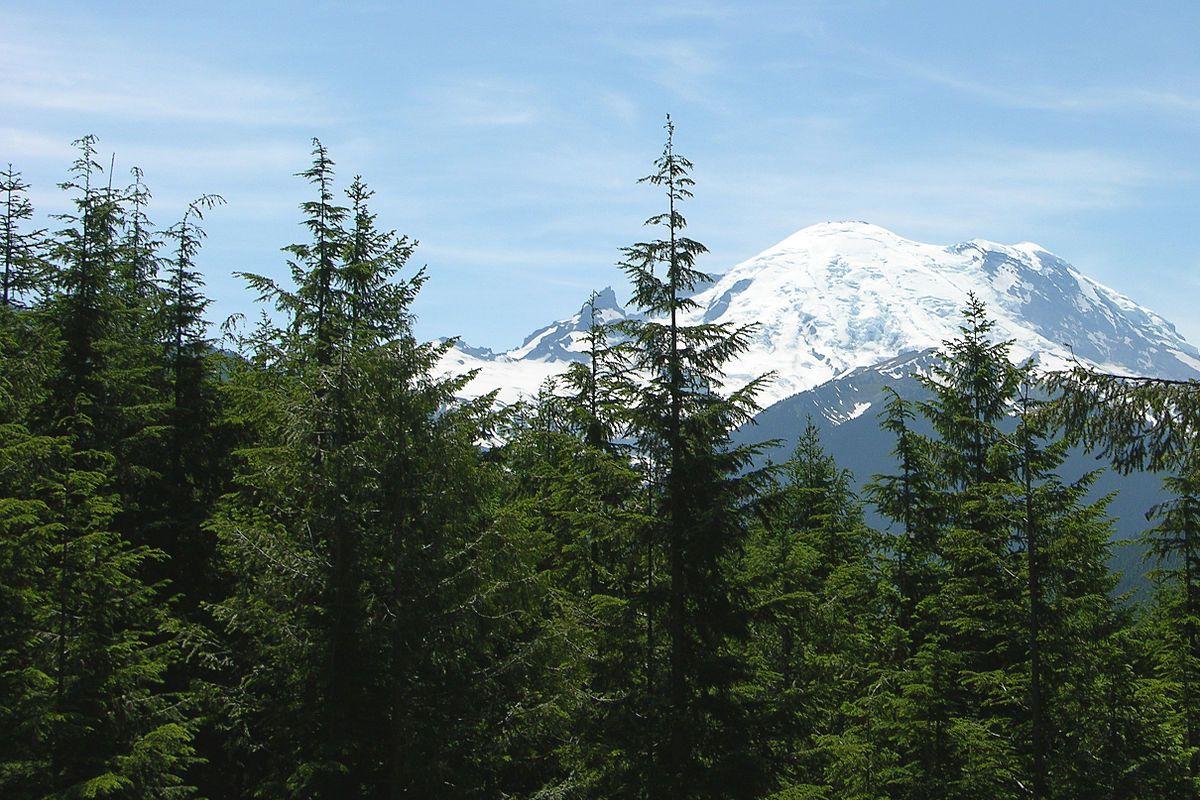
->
[844, 45, 1200, 119]
[417, 78, 543, 127]
[697, 142, 1166, 263]
[599, 90, 640, 126]
[0, 127, 75, 161]
[614, 36, 724, 107]
[0, 16, 332, 126]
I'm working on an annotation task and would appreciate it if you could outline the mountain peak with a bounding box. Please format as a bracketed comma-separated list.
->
[583, 286, 622, 314]
[782, 220, 906, 242]
[960, 237, 1052, 260]
[438, 223, 1200, 406]
[801, 219, 885, 231]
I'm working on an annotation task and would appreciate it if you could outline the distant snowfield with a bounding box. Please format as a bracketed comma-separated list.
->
[436, 222, 1200, 407]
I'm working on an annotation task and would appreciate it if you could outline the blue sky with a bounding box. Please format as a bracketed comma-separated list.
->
[4, 0, 1199, 347]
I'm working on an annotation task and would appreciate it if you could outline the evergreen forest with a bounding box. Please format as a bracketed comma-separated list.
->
[3, 124, 1200, 799]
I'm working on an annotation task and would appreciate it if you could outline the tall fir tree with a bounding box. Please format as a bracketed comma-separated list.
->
[617, 116, 772, 798]
[741, 422, 895, 799]
[211, 148, 564, 798]
[0, 138, 200, 799]
[1142, 454, 1200, 793]
[1, 164, 47, 306]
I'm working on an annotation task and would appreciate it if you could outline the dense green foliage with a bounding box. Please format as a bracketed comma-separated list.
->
[1, 126, 1198, 799]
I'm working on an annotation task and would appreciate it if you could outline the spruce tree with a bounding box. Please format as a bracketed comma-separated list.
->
[618, 116, 772, 798]
[1143, 455, 1200, 790]
[1, 164, 46, 306]
[0, 137, 199, 799]
[152, 194, 226, 606]
[742, 422, 893, 798]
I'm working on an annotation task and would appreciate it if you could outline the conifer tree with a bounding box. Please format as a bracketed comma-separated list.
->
[505, 294, 661, 796]
[742, 422, 892, 798]
[1143, 455, 1200, 788]
[0, 245, 64, 795]
[870, 387, 945, 646]
[1, 164, 46, 306]
[559, 290, 628, 448]
[121, 167, 161, 300]
[914, 296, 1025, 800]
[1010, 374, 1122, 798]
[1050, 363, 1200, 474]
[618, 116, 772, 798]
[868, 387, 955, 800]
[861, 297, 1174, 800]
[211, 149, 561, 798]
[0, 137, 200, 799]
[150, 194, 226, 602]
[215, 141, 363, 796]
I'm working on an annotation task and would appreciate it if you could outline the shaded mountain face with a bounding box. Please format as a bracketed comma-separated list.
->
[739, 349, 1166, 593]
[438, 221, 1200, 406]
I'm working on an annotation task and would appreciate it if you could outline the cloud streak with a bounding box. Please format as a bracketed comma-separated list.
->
[843, 45, 1200, 120]
[0, 18, 332, 126]
[416, 79, 543, 127]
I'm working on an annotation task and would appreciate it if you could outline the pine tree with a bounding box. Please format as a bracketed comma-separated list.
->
[1, 164, 46, 306]
[0, 137, 200, 799]
[742, 422, 893, 798]
[869, 387, 945, 650]
[1143, 454, 1200, 791]
[211, 151, 563, 798]
[47, 135, 111, 428]
[617, 116, 772, 798]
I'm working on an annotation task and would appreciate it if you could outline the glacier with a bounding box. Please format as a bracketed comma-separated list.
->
[436, 221, 1200, 407]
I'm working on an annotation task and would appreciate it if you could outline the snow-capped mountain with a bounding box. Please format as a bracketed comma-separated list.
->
[437, 221, 1200, 407]
[437, 287, 631, 405]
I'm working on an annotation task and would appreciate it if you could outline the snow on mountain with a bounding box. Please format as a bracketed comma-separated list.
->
[437, 221, 1200, 407]
[437, 287, 629, 405]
